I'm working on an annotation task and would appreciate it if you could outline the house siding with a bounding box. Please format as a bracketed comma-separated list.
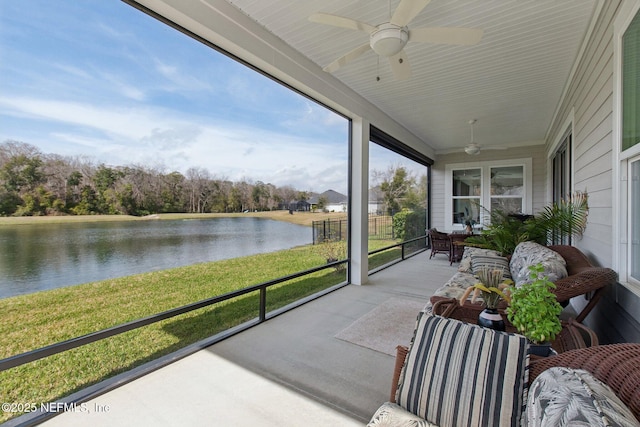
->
[432, 0, 640, 343]
[546, 0, 640, 343]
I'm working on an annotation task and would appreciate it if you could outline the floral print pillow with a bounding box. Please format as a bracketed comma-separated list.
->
[510, 241, 568, 286]
[525, 367, 640, 427]
[432, 272, 479, 300]
[367, 402, 436, 427]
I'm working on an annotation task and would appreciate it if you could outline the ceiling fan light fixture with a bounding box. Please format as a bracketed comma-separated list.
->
[370, 23, 408, 57]
[465, 119, 481, 155]
[464, 143, 481, 155]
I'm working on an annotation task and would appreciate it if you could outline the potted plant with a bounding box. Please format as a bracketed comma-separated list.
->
[464, 219, 474, 234]
[464, 191, 589, 256]
[506, 263, 563, 356]
[459, 267, 512, 331]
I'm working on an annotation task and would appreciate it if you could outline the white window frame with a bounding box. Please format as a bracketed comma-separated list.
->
[614, 0, 640, 294]
[444, 158, 532, 231]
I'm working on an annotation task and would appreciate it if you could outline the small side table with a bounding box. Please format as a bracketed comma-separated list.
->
[431, 297, 598, 354]
[448, 234, 469, 265]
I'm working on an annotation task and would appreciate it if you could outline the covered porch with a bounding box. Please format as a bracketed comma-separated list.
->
[5, 0, 640, 424]
[120, 0, 640, 345]
[38, 252, 455, 426]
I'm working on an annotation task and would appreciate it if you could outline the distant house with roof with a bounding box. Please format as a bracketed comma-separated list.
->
[308, 189, 347, 213]
[368, 186, 384, 215]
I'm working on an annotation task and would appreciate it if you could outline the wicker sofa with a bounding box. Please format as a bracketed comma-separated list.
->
[365, 243, 633, 426]
[429, 241, 618, 323]
[370, 338, 640, 426]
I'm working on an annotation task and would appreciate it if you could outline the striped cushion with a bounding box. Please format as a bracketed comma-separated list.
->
[458, 247, 502, 273]
[470, 254, 512, 279]
[396, 313, 529, 427]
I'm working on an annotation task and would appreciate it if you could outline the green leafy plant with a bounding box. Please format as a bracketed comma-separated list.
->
[392, 208, 410, 241]
[464, 208, 530, 255]
[506, 264, 563, 344]
[465, 191, 589, 256]
[459, 267, 512, 309]
[533, 191, 589, 245]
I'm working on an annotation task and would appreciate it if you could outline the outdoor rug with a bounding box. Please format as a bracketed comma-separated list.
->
[335, 297, 425, 356]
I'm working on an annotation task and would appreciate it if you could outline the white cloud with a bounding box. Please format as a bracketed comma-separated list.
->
[97, 71, 147, 101]
[0, 0, 374, 195]
[0, 96, 155, 140]
[0, 94, 349, 192]
[51, 63, 92, 80]
[152, 58, 214, 93]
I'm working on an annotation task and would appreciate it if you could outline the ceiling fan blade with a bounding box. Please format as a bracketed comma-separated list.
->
[388, 50, 411, 80]
[323, 43, 372, 73]
[410, 27, 484, 45]
[390, 0, 432, 27]
[309, 13, 376, 33]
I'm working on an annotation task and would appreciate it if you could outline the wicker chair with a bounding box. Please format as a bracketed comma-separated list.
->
[547, 245, 618, 322]
[428, 228, 450, 260]
[529, 343, 640, 422]
[389, 343, 640, 423]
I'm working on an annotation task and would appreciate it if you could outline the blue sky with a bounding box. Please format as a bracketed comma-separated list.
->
[0, 1, 423, 194]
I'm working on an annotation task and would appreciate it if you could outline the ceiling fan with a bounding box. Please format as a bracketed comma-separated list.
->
[309, 0, 483, 80]
[465, 119, 481, 155]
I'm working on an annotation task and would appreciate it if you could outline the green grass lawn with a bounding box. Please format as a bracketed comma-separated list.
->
[0, 238, 402, 422]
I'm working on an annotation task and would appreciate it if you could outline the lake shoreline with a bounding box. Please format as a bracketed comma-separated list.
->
[0, 239, 401, 423]
[0, 210, 347, 228]
[0, 216, 316, 298]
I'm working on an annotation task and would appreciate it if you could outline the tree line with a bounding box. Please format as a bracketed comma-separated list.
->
[0, 141, 309, 217]
[0, 140, 427, 217]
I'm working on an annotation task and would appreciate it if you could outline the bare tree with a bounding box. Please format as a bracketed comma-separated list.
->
[185, 167, 211, 213]
[372, 164, 416, 215]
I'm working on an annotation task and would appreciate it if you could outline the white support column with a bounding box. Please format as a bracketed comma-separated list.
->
[350, 117, 369, 285]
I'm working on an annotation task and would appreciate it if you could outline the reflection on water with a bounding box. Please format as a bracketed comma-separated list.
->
[0, 218, 311, 298]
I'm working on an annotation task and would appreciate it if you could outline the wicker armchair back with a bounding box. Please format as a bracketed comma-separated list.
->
[428, 228, 450, 260]
[548, 245, 618, 322]
[528, 343, 640, 422]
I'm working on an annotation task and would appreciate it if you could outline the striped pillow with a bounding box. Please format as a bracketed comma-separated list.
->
[470, 254, 512, 279]
[396, 313, 529, 427]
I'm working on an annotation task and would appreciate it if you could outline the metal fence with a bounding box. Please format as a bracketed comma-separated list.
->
[2, 230, 428, 426]
[368, 214, 394, 240]
[312, 215, 395, 244]
[312, 218, 347, 244]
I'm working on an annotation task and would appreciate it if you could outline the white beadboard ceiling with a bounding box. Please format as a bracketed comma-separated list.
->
[223, 0, 597, 154]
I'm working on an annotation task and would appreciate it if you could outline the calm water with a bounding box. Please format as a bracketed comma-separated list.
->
[0, 218, 311, 299]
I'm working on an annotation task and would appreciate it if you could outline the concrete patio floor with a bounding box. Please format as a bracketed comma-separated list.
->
[39, 251, 458, 426]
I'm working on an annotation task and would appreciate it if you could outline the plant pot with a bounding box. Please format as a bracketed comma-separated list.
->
[528, 343, 557, 357]
[477, 307, 506, 331]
